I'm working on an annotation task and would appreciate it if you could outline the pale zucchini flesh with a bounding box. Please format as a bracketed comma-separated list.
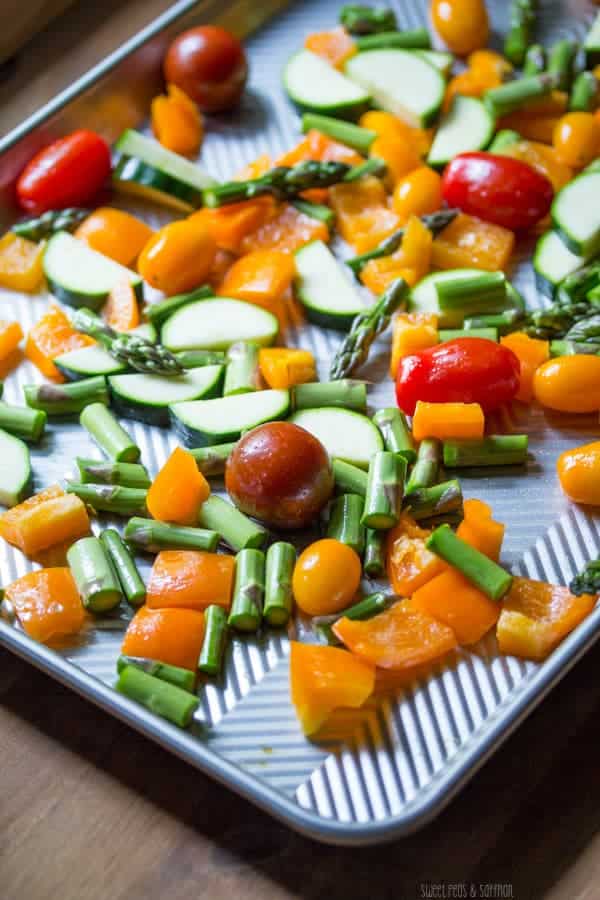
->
[170, 389, 291, 446]
[551, 172, 600, 258]
[284, 49, 371, 117]
[534, 230, 585, 298]
[0, 429, 31, 507]
[109, 365, 224, 426]
[54, 345, 127, 381]
[161, 298, 279, 352]
[289, 407, 383, 469]
[428, 96, 495, 167]
[295, 240, 365, 330]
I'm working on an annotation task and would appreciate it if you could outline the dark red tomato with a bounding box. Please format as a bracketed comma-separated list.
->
[164, 26, 248, 113]
[225, 422, 333, 529]
[395, 337, 520, 415]
[16, 130, 111, 214]
[442, 152, 554, 230]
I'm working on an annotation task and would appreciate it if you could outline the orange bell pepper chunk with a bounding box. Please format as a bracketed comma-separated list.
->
[25, 303, 95, 382]
[389, 312, 438, 378]
[239, 204, 328, 255]
[151, 83, 203, 156]
[386, 513, 445, 595]
[289, 641, 374, 736]
[330, 177, 400, 252]
[102, 278, 140, 332]
[219, 249, 295, 304]
[146, 549, 235, 611]
[443, 70, 492, 114]
[359, 111, 433, 155]
[431, 213, 515, 272]
[258, 347, 316, 389]
[412, 401, 485, 442]
[74, 207, 154, 268]
[5, 567, 86, 643]
[121, 605, 206, 671]
[0, 485, 90, 557]
[0, 319, 23, 361]
[498, 140, 573, 193]
[361, 258, 419, 295]
[411, 568, 500, 645]
[333, 599, 457, 670]
[199, 197, 276, 255]
[0, 233, 44, 293]
[147, 446, 210, 525]
[457, 498, 504, 561]
[370, 136, 421, 183]
[304, 26, 356, 69]
[498, 113, 561, 145]
[496, 576, 596, 661]
[500, 332, 550, 403]
[277, 129, 363, 168]
[206, 248, 236, 289]
[235, 154, 273, 180]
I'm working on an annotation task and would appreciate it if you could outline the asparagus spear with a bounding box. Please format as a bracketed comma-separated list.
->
[332, 458, 368, 497]
[294, 380, 367, 412]
[547, 39, 577, 92]
[426, 525, 512, 600]
[223, 342, 260, 396]
[404, 479, 463, 521]
[355, 29, 430, 51]
[291, 198, 335, 227]
[24, 376, 108, 416]
[522, 44, 546, 76]
[197, 495, 268, 551]
[72, 307, 183, 376]
[67, 536, 123, 612]
[329, 278, 408, 380]
[327, 493, 366, 553]
[80, 403, 140, 462]
[12, 207, 89, 241]
[198, 605, 228, 675]
[361, 451, 405, 529]
[339, 4, 397, 35]
[504, 0, 537, 66]
[363, 528, 386, 577]
[263, 542, 296, 627]
[301, 113, 376, 155]
[0, 401, 46, 443]
[174, 350, 226, 369]
[406, 439, 440, 494]
[202, 160, 356, 208]
[116, 665, 199, 727]
[570, 558, 600, 596]
[190, 442, 237, 477]
[346, 209, 458, 275]
[228, 549, 265, 632]
[443, 435, 529, 467]
[101, 528, 146, 606]
[66, 482, 148, 517]
[124, 517, 219, 553]
[76, 458, 151, 489]
[373, 407, 416, 463]
[569, 71, 600, 112]
[117, 655, 196, 692]
[484, 73, 559, 118]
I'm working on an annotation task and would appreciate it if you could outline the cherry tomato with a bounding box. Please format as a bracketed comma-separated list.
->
[137, 218, 216, 295]
[441, 152, 554, 230]
[16, 130, 111, 214]
[164, 26, 248, 113]
[392, 167, 443, 223]
[225, 422, 334, 529]
[557, 441, 600, 506]
[430, 0, 489, 57]
[533, 355, 600, 413]
[552, 112, 600, 169]
[395, 337, 520, 416]
[292, 538, 362, 616]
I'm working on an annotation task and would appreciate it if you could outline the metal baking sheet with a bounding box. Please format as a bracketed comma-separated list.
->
[1, 0, 600, 846]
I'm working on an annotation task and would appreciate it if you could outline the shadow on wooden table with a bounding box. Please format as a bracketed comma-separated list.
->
[2, 641, 600, 900]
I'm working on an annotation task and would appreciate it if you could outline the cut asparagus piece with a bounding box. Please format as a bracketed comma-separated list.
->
[354, 29, 431, 51]
[75, 458, 151, 489]
[327, 493, 366, 554]
[0, 401, 46, 443]
[80, 403, 140, 462]
[101, 528, 146, 606]
[66, 482, 148, 517]
[223, 341, 260, 396]
[373, 407, 416, 463]
[426, 524, 512, 600]
[117, 655, 196, 692]
[463, 310, 523, 335]
[547, 39, 577, 92]
[190, 442, 236, 477]
[291, 198, 335, 227]
[435, 271, 507, 311]
[363, 528, 386, 577]
[24, 376, 108, 416]
[124, 518, 219, 553]
[340, 4, 397, 35]
[263, 542, 296, 627]
[198, 605, 228, 676]
[293, 380, 367, 412]
[361, 451, 405, 529]
[197, 495, 268, 551]
[504, 0, 537, 66]
[404, 479, 462, 521]
[522, 44, 545, 76]
[67, 536, 123, 612]
[484, 73, 558, 118]
[332, 458, 368, 497]
[443, 435, 529, 467]
[569, 71, 600, 112]
[301, 112, 376, 155]
[116, 665, 199, 727]
[12, 207, 89, 241]
[174, 350, 226, 369]
[228, 548, 265, 632]
[406, 438, 440, 494]
[439, 327, 498, 342]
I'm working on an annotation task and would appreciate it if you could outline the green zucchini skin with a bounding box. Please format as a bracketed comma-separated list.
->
[170, 391, 291, 447]
[112, 154, 203, 211]
[108, 367, 224, 428]
[54, 347, 127, 382]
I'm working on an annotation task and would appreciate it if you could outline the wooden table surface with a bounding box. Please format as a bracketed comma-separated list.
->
[2, 5, 600, 899]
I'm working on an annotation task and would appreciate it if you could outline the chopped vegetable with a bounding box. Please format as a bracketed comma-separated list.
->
[373, 407, 416, 463]
[116, 665, 199, 727]
[164, 25, 248, 113]
[294, 380, 366, 412]
[329, 176, 399, 253]
[147, 549, 235, 611]
[412, 401, 485, 442]
[151, 83, 203, 156]
[361, 451, 405, 529]
[137, 217, 216, 296]
[13, 207, 89, 242]
[327, 493, 365, 554]
[124, 518, 219, 553]
[0, 485, 90, 557]
[258, 348, 316, 389]
[102, 279, 140, 333]
[5, 567, 86, 643]
[304, 26, 356, 68]
[117, 655, 196, 692]
[67, 535, 123, 612]
[504, 0, 537, 65]
[66, 482, 147, 517]
[74, 207, 154, 268]
[426, 524, 512, 601]
[386, 513, 444, 595]
[0, 401, 46, 443]
[339, 5, 397, 35]
[430, 0, 489, 57]
[228, 548, 265, 632]
[500, 331, 549, 402]
[404, 479, 463, 522]
[443, 435, 529, 469]
[147, 446, 210, 525]
[411, 568, 500, 645]
[100, 528, 146, 607]
[189, 442, 236, 477]
[25, 303, 94, 382]
[363, 528, 386, 577]
[431, 213, 515, 272]
[389, 313, 439, 379]
[496, 576, 595, 660]
[121, 605, 206, 671]
[456, 497, 505, 561]
[406, 438, 439, 493]
[218, 248, 295, 324]
[24, 376, 108, 417]
[76, 459, 150, 489]
[198, 495, 267, 551]
[198, 605, 228, 675]
[0, 320, 23, 363]
[80, 402, 140, 462]
[292, 538, 361, 616]
[533, 355, 600, 413]
[239, 203, 329, 254]
[557, 440, 600, 506]
[264, 541, 296, 626]
[0, 233, 45, 293]
[332, 458, 368, 497]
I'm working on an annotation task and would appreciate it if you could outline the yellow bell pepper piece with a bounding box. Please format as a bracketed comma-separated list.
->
[0, 233, 44, 292]
[258, 348, 316, 389]
[390, 313, 438, 378]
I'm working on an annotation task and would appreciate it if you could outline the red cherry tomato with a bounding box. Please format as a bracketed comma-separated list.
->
[16, 130, 111, 214]
[395, 337, 520, 415]
[441, 152, 554, 230]
[164, 26, 248, 113]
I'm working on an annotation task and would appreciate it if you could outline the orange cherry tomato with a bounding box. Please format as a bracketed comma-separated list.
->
[552, 112, 600, 169]
[292, 538, 361, 616]
[557, 441, 600, 506]
[392, 167, 443, 224]
[430, 0, 489, 57]
[533, 355, 600, 413]
[137, 217, 216, 295]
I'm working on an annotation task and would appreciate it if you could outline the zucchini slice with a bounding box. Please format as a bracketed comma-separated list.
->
[289, 408, 383, 469]
[428, 96, 495, 167]
[0, 429, 31, 507]
[409, 269, 515, 327]
[284, 49, 371, 118]
[112, 129, 217, 212]
[551, 171, 600, 257]
[170, 389, 290, 447]
[109, 365, 224, 427]
[414, 50, 454, 76]
[345, 49, 445, 127]
[161, 298, 279, 352]
[534, 230, 586, 298]
[130, 322, 158, 343]
[295, 240, 365, 330]
[54, 345, 127, 381]
[43, 232, 143, 311]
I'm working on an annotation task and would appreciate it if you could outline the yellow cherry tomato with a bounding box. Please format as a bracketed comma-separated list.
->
[557, 441, 600, 505]
[392, 167, 443, 224]
[430, 0, 489, 57]
[370, 136, 422, 184]
[292, 538, 361, 616]
[137, 217, 216, 295]
[533, 355, 600, 413]
[552, 112, 600, 169]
